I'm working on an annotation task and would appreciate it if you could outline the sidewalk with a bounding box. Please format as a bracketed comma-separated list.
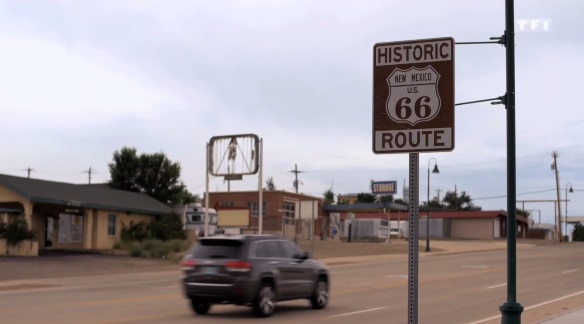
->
[540, 307, 584, 323]
[316, 239, 528, 265]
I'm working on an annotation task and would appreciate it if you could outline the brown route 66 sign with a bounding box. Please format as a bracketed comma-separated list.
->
[373, 37, 455, 154]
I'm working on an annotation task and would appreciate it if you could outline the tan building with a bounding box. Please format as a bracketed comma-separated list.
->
[0, 174, 172, 254]
[332, 210, 528, 240]
[207, 190, 324, 239]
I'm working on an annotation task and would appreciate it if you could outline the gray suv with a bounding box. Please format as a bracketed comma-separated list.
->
[180, 234, 330, 317]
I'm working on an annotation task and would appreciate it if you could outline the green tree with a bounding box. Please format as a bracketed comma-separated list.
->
[108, 146, 195, 205]
[323, 189, 335, 205]
[573, 222, 584, 242]
[377, 195, 394, 203]
[394, 198, 406, 205]
[265, 177, 276, 190]
[420, 196, 444, 211]
[442, 190, 481, 211]
[356, 192, 376, 203]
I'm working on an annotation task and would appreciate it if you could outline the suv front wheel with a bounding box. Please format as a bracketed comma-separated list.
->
[310, 278, 329, 309]
[190, 299, 211, 315]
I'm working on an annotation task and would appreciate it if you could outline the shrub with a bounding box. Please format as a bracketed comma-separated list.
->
[142, 239, 160, 253]
[0, 221, 6, 238]
[148, 213, 186, 241]
[2, 219, 37, 246]
[573, 222, 584, 242]
[120, 220, 150, 242]
[129, 246, 144, 258]
[149, 243, 172, 259]
[168, 239, 189, 253]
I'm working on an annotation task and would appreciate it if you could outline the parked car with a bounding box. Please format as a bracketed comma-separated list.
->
[180, 234, 330, 318]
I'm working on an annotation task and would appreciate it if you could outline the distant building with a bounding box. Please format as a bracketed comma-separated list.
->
[206, 190, 323, 240]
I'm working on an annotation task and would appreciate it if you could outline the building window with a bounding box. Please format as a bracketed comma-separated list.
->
[248, 201, 267, 217]
[219, 201, 234, 207]
[108, 214, 116, 236]
[282, 203, 296, 224]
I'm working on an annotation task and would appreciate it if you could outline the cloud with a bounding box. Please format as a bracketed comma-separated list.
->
[1, 0, 583, 225]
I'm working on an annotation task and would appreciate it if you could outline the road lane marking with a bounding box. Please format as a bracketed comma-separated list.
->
[468, 289, 584, 324]
[562, 269, 579, 275]
[0, 278, 179, 296]
[327, 307, 388, 318]
[386, 275, 408, 279]
[151, 285, 179, 289]
[97, 305, 240, 323]
[485, 283, 506, 289]
[462, 265, 488, 269]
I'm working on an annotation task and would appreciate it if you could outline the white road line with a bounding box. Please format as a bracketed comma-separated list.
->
[485, 283, 507, 290]
[562, 269, 579, 275]
[327, 307, 388, 318]
[386, 275, 408, 279]
[468, 289, 584, 324]
[151, 285, 179, 289]
[462, 265, 488, 269]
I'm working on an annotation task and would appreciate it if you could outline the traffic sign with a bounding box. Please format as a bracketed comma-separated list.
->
[373, 37, 455, 154]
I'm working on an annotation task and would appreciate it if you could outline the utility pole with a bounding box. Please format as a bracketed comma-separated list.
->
[24, 167, 34, 178]
[454, 184, 458, 210]
[551, 151, 562, 242]
[290, 163, 303, 194]
[83, 167, 95, 184]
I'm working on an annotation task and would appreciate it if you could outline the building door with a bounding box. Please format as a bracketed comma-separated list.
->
[44, 217, 53, 247]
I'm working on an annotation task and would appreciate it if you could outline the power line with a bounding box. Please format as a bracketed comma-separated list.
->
[473, 188, 556, 201]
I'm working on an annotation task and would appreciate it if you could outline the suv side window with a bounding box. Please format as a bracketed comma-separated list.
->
[277, 240, 302, 259]
[255, 241, 281, 258]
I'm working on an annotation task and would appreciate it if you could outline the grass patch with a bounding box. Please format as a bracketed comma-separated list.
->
[129, 246, 144, 258]
[115, 239, 191, 260]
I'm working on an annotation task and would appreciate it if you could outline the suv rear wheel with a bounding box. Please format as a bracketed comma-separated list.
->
[310, 277, 329, 309]
[190, 299, 211, 315]
[253, 282, 276, 317]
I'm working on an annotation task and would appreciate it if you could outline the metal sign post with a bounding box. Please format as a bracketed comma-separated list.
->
[408, 153, 420, 324]
[373, 37, 455, 324]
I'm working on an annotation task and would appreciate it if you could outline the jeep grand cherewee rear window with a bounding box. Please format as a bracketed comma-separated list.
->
[190, 239, 244, 259]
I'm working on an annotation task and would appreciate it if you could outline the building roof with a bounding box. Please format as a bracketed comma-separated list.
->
[324, 202, 408, 213]
[0, 174, 172, 216]
[208, 190, 323, 201]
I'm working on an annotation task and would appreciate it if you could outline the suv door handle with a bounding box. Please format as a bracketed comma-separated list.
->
[269, 261, 279, 265]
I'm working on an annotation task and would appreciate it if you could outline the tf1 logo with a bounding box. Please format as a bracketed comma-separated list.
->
[517, 18, 551, 32]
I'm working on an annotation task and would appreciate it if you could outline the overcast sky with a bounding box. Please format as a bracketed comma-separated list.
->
[1, 0, 582, 226]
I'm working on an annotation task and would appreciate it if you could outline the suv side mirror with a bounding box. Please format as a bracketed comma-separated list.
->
[295, 251, 309, 260]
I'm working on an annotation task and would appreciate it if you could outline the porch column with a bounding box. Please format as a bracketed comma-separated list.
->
[23, 201, 34, 230]
[84, 208, 94, 249]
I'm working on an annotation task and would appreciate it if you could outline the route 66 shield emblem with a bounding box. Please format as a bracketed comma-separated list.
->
[386, 66, 441, 126]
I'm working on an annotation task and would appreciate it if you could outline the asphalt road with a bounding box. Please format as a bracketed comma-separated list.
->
[1, 243, 584, 324]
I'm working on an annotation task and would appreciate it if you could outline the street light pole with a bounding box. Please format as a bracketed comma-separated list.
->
[426, 158, 439, 253]
[565, 183, 573, 242]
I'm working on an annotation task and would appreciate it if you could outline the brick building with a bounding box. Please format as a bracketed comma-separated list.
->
[206, 190, 324, 239]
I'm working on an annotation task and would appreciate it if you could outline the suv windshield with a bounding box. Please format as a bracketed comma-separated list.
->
[190, 239, 244, 259]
